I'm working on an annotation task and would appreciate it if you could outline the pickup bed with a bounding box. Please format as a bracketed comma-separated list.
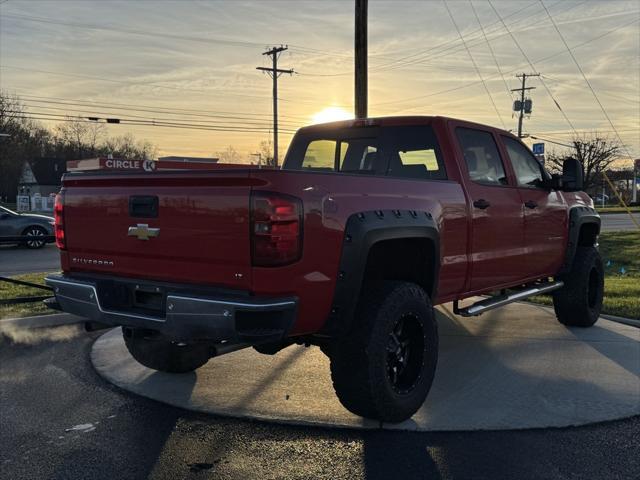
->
[47, 116, 603, 422]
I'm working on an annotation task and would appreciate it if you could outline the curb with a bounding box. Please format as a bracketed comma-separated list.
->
[518, 300, 639, 328]
[600, 314, 640, 328]
[0, 313, 84, 329]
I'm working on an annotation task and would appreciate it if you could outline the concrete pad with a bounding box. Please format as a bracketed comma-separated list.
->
[91, 302, 640, 431]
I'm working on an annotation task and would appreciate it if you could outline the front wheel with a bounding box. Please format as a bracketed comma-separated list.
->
[553, 246, 604, 327]
[122, 328, 211, 373]
[330, 281, 438, 423]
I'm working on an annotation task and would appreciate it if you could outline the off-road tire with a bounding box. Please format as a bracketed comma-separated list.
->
[330, 281, 438, 422]
[122, 329, 211, 373]
[553, 246, 604, 327]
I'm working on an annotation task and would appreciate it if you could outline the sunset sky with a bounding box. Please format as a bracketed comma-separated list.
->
[1, 0, 638, 162]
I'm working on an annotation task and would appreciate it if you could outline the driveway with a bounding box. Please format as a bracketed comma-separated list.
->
[0, 244, 60, 276]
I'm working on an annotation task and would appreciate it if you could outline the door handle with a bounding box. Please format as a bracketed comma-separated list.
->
[473, 199, 491, 209]
[524, 200, 538, 209]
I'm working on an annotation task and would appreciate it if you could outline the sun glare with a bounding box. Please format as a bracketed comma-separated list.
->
[311, 106, 353, 125]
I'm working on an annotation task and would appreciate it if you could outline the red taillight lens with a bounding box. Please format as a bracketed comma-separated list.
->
[54, 193, 66, 250]
[251, 192, 302, 267]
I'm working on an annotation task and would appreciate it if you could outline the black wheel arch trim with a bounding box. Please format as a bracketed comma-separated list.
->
[321, 210, 440, 337]
[558, 206, 601, 275]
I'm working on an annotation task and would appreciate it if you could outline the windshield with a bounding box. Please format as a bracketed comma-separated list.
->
[284, 125, 447, 181]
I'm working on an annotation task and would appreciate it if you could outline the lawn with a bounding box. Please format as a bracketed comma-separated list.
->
[530, 231, 639, 319]
[0, 272, 54, 319]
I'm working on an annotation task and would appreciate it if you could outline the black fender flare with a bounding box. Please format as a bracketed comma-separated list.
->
[558, 206, 601, 275]
[321, 209, 440, 337]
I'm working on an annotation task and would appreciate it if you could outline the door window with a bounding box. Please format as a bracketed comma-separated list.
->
[502, 137, 545, 187]
[455, 128, 508, 186]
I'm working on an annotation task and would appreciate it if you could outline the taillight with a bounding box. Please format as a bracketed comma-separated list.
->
[54, 192, 66, 250]
[251, 192, 302, 267]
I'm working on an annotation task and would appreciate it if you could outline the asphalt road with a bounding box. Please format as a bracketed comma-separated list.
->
[0, 244, 60, 276]
[1, 328, 639, 480]
[600, 213, 640, 232]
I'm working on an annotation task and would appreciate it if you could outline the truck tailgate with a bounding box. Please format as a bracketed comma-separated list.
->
[62, 171, 254, 290]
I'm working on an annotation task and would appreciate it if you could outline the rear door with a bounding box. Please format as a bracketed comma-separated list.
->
[453, 126, 526, 292]
[500, 136, 568, 277]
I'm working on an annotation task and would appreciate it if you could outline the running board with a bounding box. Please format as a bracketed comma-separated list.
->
[453, 281, 564, 317]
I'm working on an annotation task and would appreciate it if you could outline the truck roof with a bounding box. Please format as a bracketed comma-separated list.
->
[298, 115, 513, 137]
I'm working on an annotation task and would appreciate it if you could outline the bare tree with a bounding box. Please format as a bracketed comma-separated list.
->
[546, 133, 623, 193]
[54, 120, 105, 158]
[258, 139, 275, 166]
[103, 133, 157, 160]
[216, 145, 242, 164]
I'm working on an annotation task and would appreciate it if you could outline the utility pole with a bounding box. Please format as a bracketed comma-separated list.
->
[355, 0, 368, 118]
[257, 46, 294, 167]
[511, 73, 539, 138]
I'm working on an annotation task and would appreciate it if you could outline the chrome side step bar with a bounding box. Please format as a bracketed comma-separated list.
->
[453, 281, 564, 317]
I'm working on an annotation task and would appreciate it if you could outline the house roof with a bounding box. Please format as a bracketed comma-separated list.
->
[22, 158, 67, 186]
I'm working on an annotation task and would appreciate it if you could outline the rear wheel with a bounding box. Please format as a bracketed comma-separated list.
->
[553, 246, 604, 327]
[122, 328, 211, 373]
[23, 226, 47, 249]
[330, 281, 438, 422]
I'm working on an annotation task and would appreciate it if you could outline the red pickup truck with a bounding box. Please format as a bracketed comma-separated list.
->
[46, 116, 602, 422]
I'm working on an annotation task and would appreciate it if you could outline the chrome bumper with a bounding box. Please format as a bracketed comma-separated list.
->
[45, 274, 297, 342]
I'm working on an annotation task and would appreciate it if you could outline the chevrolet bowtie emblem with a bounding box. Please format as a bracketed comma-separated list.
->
[128, 224, 160, 240]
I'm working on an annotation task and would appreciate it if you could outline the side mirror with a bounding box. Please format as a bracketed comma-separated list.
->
[562, 158, 583, 192]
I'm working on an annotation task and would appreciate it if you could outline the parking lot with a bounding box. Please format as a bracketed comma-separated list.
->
[1, 330, 639, 480]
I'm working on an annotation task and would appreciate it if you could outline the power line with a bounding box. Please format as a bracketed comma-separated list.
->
[18, 103, 300, 130]
[9, 112, 298, 134]
[538, 0, 637, 160]
[371, 16, 639, 111]
[18, 99, 302, 128]
[469, 0, 513, 102]
[13, 93, 309, 123]
[443, 0, 506, 128]
[539, 75, 640, 105]
[486, 0, 577, 134]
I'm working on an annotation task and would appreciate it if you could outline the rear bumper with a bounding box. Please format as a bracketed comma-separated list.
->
[45, 274, 297, 343]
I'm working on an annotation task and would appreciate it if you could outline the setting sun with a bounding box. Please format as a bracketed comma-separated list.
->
[311, 106, 353, 125]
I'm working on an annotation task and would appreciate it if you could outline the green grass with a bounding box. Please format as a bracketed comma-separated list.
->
[596, 206, 640, 214]
[0, 272, 54, 319]
[530, 231, 639, 319]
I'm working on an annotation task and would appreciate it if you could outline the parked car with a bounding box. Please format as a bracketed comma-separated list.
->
[46, 116, 602, 422]
[0, 205, 55, 249]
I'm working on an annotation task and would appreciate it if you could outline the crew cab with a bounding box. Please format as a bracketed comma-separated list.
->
[46, 116, 603, 422]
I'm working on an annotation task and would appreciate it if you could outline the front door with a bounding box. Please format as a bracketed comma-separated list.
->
[454, 126, 526, 292]
[500, 136, 568, 278]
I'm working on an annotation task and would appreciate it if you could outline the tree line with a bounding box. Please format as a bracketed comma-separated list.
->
[0, 91, 157, 202]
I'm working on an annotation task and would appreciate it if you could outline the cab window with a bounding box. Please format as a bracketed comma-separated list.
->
[301, 140, 337, 170]
[455, 127, 508, 186]
[502, 136, 545, 187]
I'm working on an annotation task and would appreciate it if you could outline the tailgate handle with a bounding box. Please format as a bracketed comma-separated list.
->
[129, 196, 158, 218]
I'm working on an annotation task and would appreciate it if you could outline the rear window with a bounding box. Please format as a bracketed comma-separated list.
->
[284, 125, 446, 180]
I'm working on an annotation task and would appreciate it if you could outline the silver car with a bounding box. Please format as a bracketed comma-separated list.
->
[0, 205, 55, 249]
